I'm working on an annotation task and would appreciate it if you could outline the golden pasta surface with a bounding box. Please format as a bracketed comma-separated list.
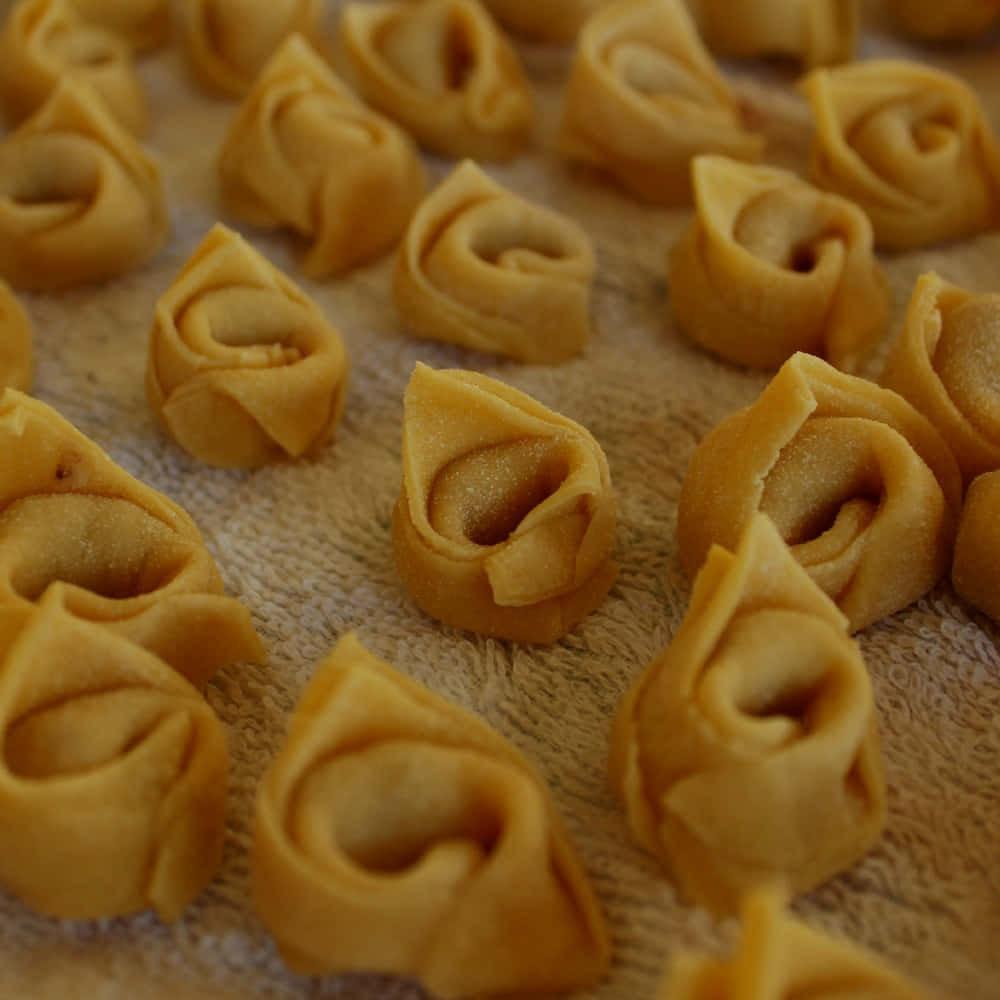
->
[482, 0, 610, 41]
[0, 282, 32, 393]
[69, 0, 171, 51]
[952, 470, 1000, 624]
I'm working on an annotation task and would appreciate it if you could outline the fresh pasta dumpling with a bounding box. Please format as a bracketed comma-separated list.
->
[669, 155, 889, 372]
[688, 0, 858, 68]
[558, 0, 763, 204]
[0, 283, 32, 393]
[253, 633, 611, 997]
[677, 352, 963, 633]
[611, 515, 886, 915]
[887, 0, 1000, 41]
[660, 890, 930, 998]
[393, 364, 618, 643]
[481, 0, 610, 41]
[339, 0, 535, 161]
[218, 34, 425, 278]
[801, 59, 1000, 250]
[0, 388, 265, 686]
[182, 0, 324, 97]
[881, 273, 1000, 488]
[394, 160, 595, 363]
[0, 596, 229, 922]
[952, 471, 1000, 624]
[0, 82, 168, 292]
[0, 0, 148, 134]
[69, 0, 171, 51]
[147, 224, 349, 469]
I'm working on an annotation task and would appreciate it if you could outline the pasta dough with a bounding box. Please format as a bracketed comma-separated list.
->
[887, 0, 1000, 41]
[339, 0, 535, 161]
[218, 34, 425, 278]
[182, 0, 324, 97]
[669, 155, 889, 373]
[688, 0, 858, 68]
[952, 471, 1000, 625]
[558, 0, 763, 204]
[147, 224, 349, 468]
[0, 0, 148, 134]
[0, 388, 265, 687]
[0, 81, 168, 292]
[801, 59, 1000, 250]
[69, 0, 171, 51]
[394, 160, 595, 363]
[0, 282, 32, 393]
[660, 890, 930, 998]
[676, 352, 963, 633]
[881, 272, 1000, 488]
[0, 596, 229, 922]
[610, 514, 886, 915]
[253, 632, 611, 997]
[392, 363, 618, 642]
[481, 0, 609, 42]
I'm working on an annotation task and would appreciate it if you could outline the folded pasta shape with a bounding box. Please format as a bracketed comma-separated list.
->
[69, 0, 171, 51]
[660, 890, 930, 998]
[339, 0, 535, 161]
[218, 35, 425, 278]
[392, 363, 618, 642]
[481, 0, 609, 41]
[147, 225, 349, 468]
[0, 388, 265, 686]
[0, 283, 32, 393]
[253, 632, 611, 997]
[887, 0, 1000, 40]
[689, 0, 858, 68]
[0, 82, 168, 292]
[611, 514, 886, 915]
[676, 352, 963, 633]
[669, 155, 889, 373]
[881, 272, 1000, 488]
[394, 160, 595, 363]
[801, 59, 1000, 250]
[557, 0, 763, 204]
[0, 0, 148, 134]
[952, 471, 1000, 624]
[0, 596, 228, 922]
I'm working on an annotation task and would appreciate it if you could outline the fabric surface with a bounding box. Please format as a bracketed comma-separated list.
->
[0, 1, 998, 997]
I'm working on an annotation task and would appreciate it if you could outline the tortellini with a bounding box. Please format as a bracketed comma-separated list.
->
[660, 890, 930, 998]
[801, 59, 1000, 250]
[887, 0, 1000, 41]
[253, 633, 611, 998]
[0, 388, 265, 686]
[0, 283, 32, 393]
[0, 0, 148, 134]
[881, 273, 1000, 488]
[0, 597, 229, 921]
[392, 364, 618, 643]
[611, 514, 886, 915]
[481, 0, 610, 41]
[339, 0, 535, 161]
[669, 155, 889, 373]
[0, 82, 168, 292]
[182, 0, 324, 97]
[147, 224, 349, 468]
[218, 34, 425, 278]
[676, 352, 963, 633]
[688, 0, 858, 68]
[69, 0, 171, 51]
[394, 160, 595, 363]
[952, 471, 1000, 625]
[557, 0, 763, 204]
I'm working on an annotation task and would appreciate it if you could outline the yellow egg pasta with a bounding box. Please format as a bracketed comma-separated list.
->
[952, 470, 1000, 625]
[253, 632, 611, 998]
[394, 160, 595, 363]
[481, 0, 609, 41]
[669, 155, 889, 372]
[392, 363, 618, 642]
[887, 0, 1000, 40]
[558, 0, 763, 204]
[218, 34, 425, 278]
[611, 515, 886, 915]
[339, 0, 535, 160]
[69, 0, 171, 51]
[0, 283, 32, 393]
